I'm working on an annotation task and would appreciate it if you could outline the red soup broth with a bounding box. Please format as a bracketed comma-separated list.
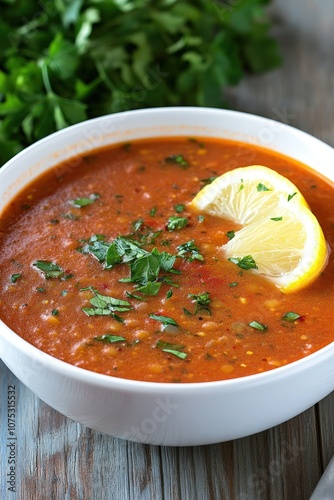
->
[0, 137, 334, 383]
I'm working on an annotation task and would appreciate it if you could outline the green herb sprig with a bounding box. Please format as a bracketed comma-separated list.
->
[0, 0, 280, 165]
[81, 286, 132, 322]
[188, 291, 211, 315]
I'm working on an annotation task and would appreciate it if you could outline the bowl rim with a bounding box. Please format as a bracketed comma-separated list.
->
[2, 106, 334, 172]
[1, 105, 334, 392]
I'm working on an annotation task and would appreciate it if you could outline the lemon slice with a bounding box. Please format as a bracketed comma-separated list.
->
[191, 165, 309, 225]
[190, 165, 328, 293]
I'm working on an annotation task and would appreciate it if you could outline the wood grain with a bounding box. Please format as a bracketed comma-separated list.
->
[1, 1, 334, 498]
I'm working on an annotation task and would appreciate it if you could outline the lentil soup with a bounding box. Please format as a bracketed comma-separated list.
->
[0, 137, 333, 383]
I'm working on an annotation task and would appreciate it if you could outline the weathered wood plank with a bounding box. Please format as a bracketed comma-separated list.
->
[317, 393, 334, 470]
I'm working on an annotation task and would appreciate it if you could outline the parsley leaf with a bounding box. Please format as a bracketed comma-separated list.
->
[177, 240, 204, 262]
[188, 291, 211, 315]
[249, 321, 268, 331]
[228, 282, 238, 287]
[174, 204, 185, 213]
[81, 287, 132, 321]
[288, 192, 297, 201]
[136, 282, 161, 296]
[33, 260, 64, 279]
[131, 218, 144, 231]
[200, 177, 217, 186]
[78, 235, 111, 263]
[129, 252, 161, 285]
[149, 314, 178, 329]
[226, 230, 235, 240]
[71, 193, 99, 207]
[94, 334, 126, 343]
[282, 312, 302, 322]
[156, 340, 187, 359]
[164, 154, 189, 168]
[237, 179, 245, 192]
[228, 255, 258, 270]
[257, 183, 270, 191]
[166, 216, 188, 231]
[125, 291, 147, 300]
[11, 273, 22, 283]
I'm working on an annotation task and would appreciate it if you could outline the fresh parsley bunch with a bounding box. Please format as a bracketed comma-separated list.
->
[0, 0, 280, 164]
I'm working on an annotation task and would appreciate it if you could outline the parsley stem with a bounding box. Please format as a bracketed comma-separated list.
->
[40, 63, 53, 95]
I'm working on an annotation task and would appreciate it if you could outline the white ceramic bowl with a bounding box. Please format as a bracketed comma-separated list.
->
[1, 107, 334, 446]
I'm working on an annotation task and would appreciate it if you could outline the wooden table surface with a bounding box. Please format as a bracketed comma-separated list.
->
[1, 1, 334, 498]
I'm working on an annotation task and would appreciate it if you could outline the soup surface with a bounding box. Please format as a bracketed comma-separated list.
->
[0, 137, 334, 383]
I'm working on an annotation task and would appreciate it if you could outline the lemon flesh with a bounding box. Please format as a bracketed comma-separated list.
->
[190, 165, 328, 293]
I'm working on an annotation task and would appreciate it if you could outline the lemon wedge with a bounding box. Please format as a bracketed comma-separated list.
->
[190, 165, 328, 293]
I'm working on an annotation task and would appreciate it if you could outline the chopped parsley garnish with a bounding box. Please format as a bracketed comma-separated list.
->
[71, 193, 100, 208]
[130, 253, 161, 285]
[226, 230, 235, 240]
[33, 260, 64, 279]
[81, 287, 132, 321]
[159, 276, 180, 288]
[174, 204, 185, 213]
[249, 321, 268, 331]
[188, 138, 205, 148]
[51, 309, 59, 316]
[78, 235, 112, 265]
[166, 289, 173, 299]
[166, 216, 188, 231]
[11, 273, 22, 283]
[149, 314, 178, 329]
[177, 240, 204, 262]
[288, 192, 297, 201]
[136, 281, 161, 296]
[94, 334, 126, 343]
[183, 308, 193, 316]
[228, 255, 258, 270]
[237, 179, 244, 192]
[282, 312, 302, 322]
[149, 206, 157, 217]
[164, 154, 189, 168]
[257, 183, 270, 191]
[79, 235, 179, 295]
[36, 287, 45, 293]
[188, 291, 211, 315]
[131, 218, 144, 232]
[228, 282, 238, 287]
[156, 340, 187, 359]
[61, 290, 68, 296]
[270, 216, 283, 221]
[132, 249, 176, 284]
[200, 176, 217, 186]
[197, 215, 205, 223]
[125, 291, 147, 300]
